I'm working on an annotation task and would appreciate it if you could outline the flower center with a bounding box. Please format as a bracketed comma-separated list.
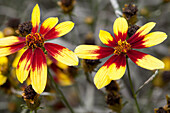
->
[26, 33, 44, 48]
[114, 40, 131, 55]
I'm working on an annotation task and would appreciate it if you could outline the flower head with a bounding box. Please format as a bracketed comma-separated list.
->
[0, 4, 78, 94]
[75, 17, 167, 89]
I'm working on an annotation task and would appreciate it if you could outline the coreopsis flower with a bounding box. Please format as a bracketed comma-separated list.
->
[0, 4, 78, 94]
[75, 17, 167, 89]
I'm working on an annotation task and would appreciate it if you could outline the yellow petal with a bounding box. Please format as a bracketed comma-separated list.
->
[142, 32, 167, 47]
[94, 66, 112, 89]
[74, 45, 114, 59]
[0, 56, 8, 74]
[54, 21, 74, 37]
[0, 43, 25, 57]
[54, 69, 73, 86]
[31, 4, 40, 33]
[0, 56, 8, 66]
[0, 31, 4, 38]
[44, 43, 78, 66]
[99, 30, 117, 47]
[94, 54, 126, 89]
[12, 48, 26, 68]
[39, 17, 59, 35]
[0, 74, 7, 85]
[44, 21, 74, 40]
[0, 36, 25, 47]
[16, 48, 33, 83]
[127, 50, 164, 70]
[136, 22, 156, 38]
[128, 22, 156, 45]
[56, 61, 68, 70]
[131, 32, 167, 49]
[31, 48, 47, 94]
[113, 17, 128, 41]
[108, 55, 126, 80]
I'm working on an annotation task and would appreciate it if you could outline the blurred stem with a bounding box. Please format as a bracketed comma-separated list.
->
[69, 13, 73, 21]
[126, 58, 141, 113]
[48, 69, 74, 113]
[85, 72, 92, 83]
[34, 110, 37, 113]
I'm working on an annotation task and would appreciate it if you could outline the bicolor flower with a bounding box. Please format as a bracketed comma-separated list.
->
[0, 4, 78, 94]
[75, 17, 167, 89]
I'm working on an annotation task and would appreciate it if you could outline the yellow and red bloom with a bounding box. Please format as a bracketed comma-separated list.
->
[75, 17, 167, 89]
[0, 4, 78, 94]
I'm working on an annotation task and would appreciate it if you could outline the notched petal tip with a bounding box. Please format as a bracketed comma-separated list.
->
[127, 50, 165, 70]
[99, 30, 117, 47]
[40, 17, 59, 35]
[155, 60, 165, 69]
[148, 22, 156, 27]
[32, 85, 44, 94]
[113, 17, 128, 41]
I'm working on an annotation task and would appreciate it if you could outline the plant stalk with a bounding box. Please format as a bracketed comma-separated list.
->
[48, 69, 74, 113]
[126, 58, 141, 113]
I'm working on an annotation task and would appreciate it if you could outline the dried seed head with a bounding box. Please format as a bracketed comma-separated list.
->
[154, 95, 170, 113]
[82, 59, 101, 73]
[106, 92, 122, 112]
[123, 3, 138, 25]
[154, 107, 167, 113]
[18, 21, 32, 37]
[58, 0, 76, 13]
[105, 80, 120, 92]
[123, 3, 138, 19]
[106, 92, 121, 105]
[22, 85, 37, 101]
[22, 85, 40, 110]
[128, 25, 140, 37]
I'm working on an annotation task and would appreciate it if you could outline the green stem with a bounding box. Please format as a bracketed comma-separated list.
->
[126, 58, 141, 113]
[34, 110, 37, 113]
[48, 69, 74, 113]
[68, 13, 73, 21]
